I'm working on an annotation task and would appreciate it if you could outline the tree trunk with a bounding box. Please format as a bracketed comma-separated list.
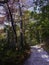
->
[6, 3, 17, 44]
[18, 0, 24, 48]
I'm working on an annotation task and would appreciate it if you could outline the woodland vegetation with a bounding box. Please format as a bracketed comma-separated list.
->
[0, 0, 49, 64]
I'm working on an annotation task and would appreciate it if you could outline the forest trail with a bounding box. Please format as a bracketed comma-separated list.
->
[24, 45, 49, 65]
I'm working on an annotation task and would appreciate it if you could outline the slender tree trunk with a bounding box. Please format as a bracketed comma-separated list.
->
[18, 0, 24, 48]
[6, 3, 17, 44]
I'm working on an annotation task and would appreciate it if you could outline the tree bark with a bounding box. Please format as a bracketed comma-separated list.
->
[6, 3, 17, 44]
[18, 0, 24, 48]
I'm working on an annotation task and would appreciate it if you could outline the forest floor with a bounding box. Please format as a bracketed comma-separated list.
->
[23, 44, 49, 65]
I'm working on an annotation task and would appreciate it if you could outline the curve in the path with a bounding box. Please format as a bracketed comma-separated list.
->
[23, 45, 49, 65]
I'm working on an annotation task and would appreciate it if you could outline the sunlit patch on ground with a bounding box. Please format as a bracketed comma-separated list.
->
[24, 45, 49, 65]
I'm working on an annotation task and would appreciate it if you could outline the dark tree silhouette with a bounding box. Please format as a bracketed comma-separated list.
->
[18, 0, 24, 48]
[0, 0, 17, 45]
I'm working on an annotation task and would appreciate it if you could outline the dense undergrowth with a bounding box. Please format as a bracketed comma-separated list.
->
[0, 39, 30, 65]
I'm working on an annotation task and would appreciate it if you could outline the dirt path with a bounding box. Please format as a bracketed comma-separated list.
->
[23, 45, 49, 65]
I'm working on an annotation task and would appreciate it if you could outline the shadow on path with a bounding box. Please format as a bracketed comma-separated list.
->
[23, 45, 49, 65]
